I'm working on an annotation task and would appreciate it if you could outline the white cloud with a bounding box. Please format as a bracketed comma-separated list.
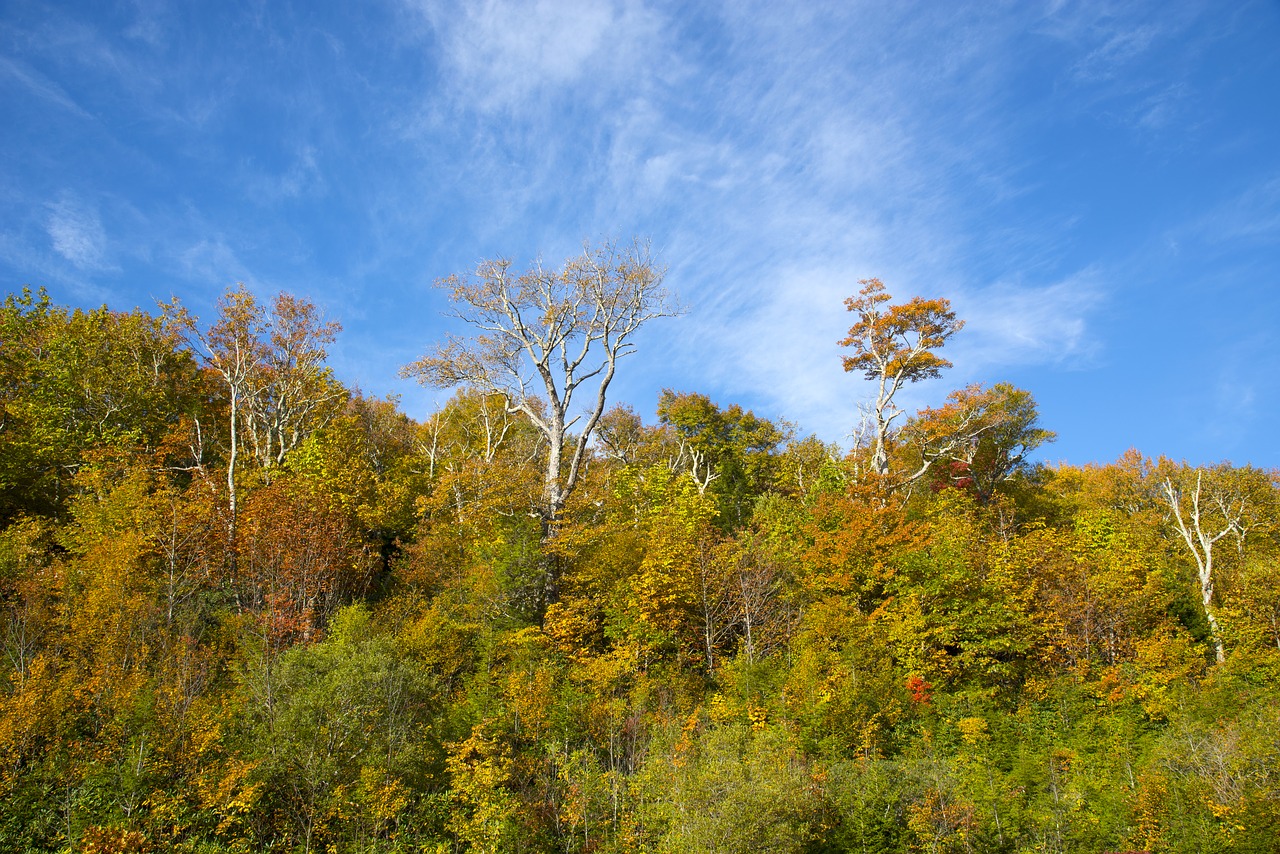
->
[0, 57, 92, 119]
[378, 0, 1217, 444]
[702, 263, 865, 440]
[1070, 23, 1161, 83]
[124, 0, 171, 48]
[1039, 0, 1215, 133]
[564, 3, 1050, 434]
[1187, 176, 1280, 245]
[243, 145, 326, 202]
[951, 274, 1103, 370]
[278, 146, 323, 198]
[658, 262, 1102, 443]
[46, 194, 109, 271]
[409, 0, 663, 113]
[177, 237, 255, 289]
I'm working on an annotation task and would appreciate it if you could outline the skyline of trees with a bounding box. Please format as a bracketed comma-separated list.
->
[1, 280, 1277, 853]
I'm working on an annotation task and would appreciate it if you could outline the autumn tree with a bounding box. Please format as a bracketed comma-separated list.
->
[163, 286, 264, 563]
[236, 479, 374, 648]
[1231, 530, 1280, 652]
[402, 240, 676, 527]
[246, 605, 433, 851]
[625, 467, 722, 666]
[396, 390, 549, 614]
[245, 293, 344, 472]
[593, 403, 680, 471]
[162, 285, 344, 568]
[773, 434, 840, 499]
[715, 531, 794, 665]
[900, 382, 1055, 501]
[0, 289, 198, 521]
[839, 278, 963, 477]
[1157, 462, 1275, 664]
[288, 393, 431, 570]
[657, 390, 790, 527]
[633, 724, 819, 852]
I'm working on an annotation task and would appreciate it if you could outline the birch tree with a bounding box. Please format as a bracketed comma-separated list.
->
[402, 240, 676, 526]
[248, 293, 344, 471]
[1157, 463, 1272, 664]
[163, 286, 267, 569]
[162, 285, 343, 568]
[839, 278, 963, 477]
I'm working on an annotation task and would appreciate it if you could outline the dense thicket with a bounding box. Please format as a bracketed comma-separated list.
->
[1, 286, 1277, 853]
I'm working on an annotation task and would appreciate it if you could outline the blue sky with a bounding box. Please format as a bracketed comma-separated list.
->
[3, 0, 1279, 468]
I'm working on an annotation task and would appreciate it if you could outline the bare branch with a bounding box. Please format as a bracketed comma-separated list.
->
[402, 239, 678, 523]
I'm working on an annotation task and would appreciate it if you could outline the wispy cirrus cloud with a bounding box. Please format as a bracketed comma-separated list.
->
[380, 0, 1118, 438]
[0, 56, 92, 118]
[583, 4, 1069, 425]
[45, 193, 110, 271]
[176, 236, 256, 292]
[3, 0, 1269, 465]
[952, 275, 1103, 371]
[240, 145, 328, 203]
[408, 0, 666, 114]
[1186, 175, 1280, 247]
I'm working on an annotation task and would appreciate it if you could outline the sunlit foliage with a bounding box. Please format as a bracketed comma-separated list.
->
[1, 286, 1277, 853]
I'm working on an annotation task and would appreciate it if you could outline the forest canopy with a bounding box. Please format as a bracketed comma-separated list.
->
[1, 275, 1278, 854]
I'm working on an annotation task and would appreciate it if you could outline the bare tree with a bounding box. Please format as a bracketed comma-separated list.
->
[403, 240, 677, 526]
